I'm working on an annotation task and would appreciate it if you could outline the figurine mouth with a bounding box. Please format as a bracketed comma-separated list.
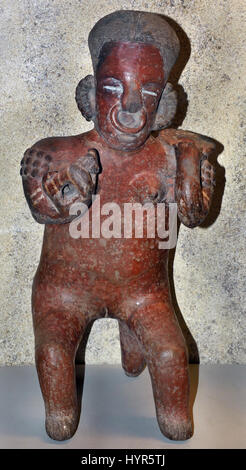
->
[110, 105, 146, 135]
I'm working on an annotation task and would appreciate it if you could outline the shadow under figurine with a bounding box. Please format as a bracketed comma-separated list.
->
[21, 10, 216, 441]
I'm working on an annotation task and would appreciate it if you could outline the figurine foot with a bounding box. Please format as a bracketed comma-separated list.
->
[123, 361, 146, 377]
[157, 414, 193, 441]
[45, 410, 79, 441]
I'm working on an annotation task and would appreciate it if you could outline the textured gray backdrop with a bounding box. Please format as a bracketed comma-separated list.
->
[0, 0, 245, 364]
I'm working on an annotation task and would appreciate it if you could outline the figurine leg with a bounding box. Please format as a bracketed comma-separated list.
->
[128, 300, 192, 440]
[119, 320, 146, 377]
[34, 309, 87, 441]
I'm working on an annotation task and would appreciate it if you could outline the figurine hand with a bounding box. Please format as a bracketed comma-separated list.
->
[175, 142, 215, 227]
[20, 147, 52, 180]
[43, 149, 100, 216]
[20, 147, 61, 222]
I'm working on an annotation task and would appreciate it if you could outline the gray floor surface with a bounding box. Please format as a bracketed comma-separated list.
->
[0, 364, 245, 449]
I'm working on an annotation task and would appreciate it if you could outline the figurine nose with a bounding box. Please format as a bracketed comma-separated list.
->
[121, 87, 142, 114]
[110, 84, 146, 133]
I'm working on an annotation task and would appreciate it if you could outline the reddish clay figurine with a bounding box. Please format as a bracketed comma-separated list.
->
[21, 11, 215, 441]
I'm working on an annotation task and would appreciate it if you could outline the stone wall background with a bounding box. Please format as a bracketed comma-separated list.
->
[0, 0, 245, 365]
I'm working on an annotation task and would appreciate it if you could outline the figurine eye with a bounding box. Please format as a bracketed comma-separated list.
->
[103, 84, 123, 94]
[102, 79, 123, 95]
[142, 89, 158, 97]
[142, 83, 161, 99]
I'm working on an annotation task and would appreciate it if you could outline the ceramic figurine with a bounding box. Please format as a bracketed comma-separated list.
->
[21, 10, 215, 441]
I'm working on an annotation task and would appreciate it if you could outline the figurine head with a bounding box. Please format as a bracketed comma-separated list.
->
[76, 10, 180, 150]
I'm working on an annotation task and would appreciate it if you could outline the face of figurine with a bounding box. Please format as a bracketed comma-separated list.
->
[95, 42, 165, 151]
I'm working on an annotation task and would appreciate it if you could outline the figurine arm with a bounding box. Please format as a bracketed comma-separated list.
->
[20, 145, 100, 224]
[175, 141, 215, 228]
[158, 129, 216, 228]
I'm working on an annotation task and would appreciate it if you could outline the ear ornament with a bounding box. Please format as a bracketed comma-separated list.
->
[75, 74, 95, 121]
[152, 82, 178, 131]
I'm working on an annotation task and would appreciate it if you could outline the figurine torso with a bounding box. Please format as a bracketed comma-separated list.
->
[37, 129, 176, 286]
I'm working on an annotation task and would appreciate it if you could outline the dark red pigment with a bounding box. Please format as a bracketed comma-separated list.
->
[21, 11, 215, 441]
